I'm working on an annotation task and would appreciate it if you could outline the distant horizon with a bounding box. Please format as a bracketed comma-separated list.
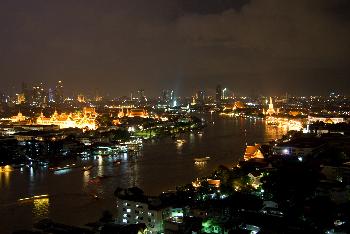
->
[1, 79, 348, 98]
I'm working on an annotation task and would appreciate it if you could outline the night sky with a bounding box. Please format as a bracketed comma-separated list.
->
[1, 0, 350, 96]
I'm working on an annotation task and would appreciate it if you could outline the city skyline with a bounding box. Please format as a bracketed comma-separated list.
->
[1, 0, 350, 96]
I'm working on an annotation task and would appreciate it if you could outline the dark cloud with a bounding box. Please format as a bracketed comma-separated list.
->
[179, 0, 250, 15]
[0, 0, 349, 96]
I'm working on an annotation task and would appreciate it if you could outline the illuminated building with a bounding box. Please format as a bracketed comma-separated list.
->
[191, 96, 196, 105]
[161, 89, 174, 104]
[11, 111, 27, 122]
[77, 94, 86, 103]
[234, 101, 245, 109]
[222, 87, 227, 100]
[216, 85, 222, 105]
[95, 95, 102, 102]
[266, 116, 303, 131]
[116, 188, 171, 233]
[263, 97, 279, 116]
[196, 90, 205, 104]
[32, 83, 46, 106]
[207, 179, 221, 188]
[308, 116, 344, 124]
[273, 138, 325, 157]
[21, 82, 30, 103]
[288, 111, 302, 117]
[117, 108, 149, 118]
[223, 101, 246, 112]
[55, 80, 64, 104]
[244, 144, 264, 161]
[48, 88, 54, 102]
[138, 89, 147, 103]
[16, 93, 25, 104]
[36, 107, 98, 130]
[0, 111, 28, 123]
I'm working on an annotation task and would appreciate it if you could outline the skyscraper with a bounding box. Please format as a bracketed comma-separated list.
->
[48, 88, 54, 102]
[55, 80, 64, 104]
[196, 90, 205, 105]
[138, 89, 146, 103]
[32, 82, 45, 106]
[21, 82, 30, 103]
[161, 89, 174, 105]
[216, 85, 222, 105]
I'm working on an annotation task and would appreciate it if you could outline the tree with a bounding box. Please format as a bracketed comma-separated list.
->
[99, 210, 114, 223]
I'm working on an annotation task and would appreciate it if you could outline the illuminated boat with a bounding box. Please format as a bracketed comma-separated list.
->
[0, 165, 14, 173]
[49, 163, 76, 172]
[194, 157, 211, 163]
[113, 160, 122, 165]
[176, 139, 186, 144]
[18, 194, 49, 202]
[82, 165, 93, 171]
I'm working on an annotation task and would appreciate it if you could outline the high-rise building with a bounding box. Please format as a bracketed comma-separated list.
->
[196, 90, 205, 104]
[138, 89, 147, 103]
[77, 94, 86, 103]
[48, 88, 54, 102]
[55, 80, 64, 104]
[222, 88, 228, 100]
[32, 82, 45, 106]
[21, 82, 30, 103]
[16, 93, 25, 104]
[216, 85, 222, 105]
[161, 89, 174, 105]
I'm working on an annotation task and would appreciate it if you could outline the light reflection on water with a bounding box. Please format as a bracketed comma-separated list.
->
[33, 198, 49, 221]
[83, 171, 90, 185]
[53, 169, 72, 175]
[1, 171, 11, 188]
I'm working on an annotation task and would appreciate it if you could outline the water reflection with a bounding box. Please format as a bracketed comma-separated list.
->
[33, 197, 49, 221]
[97, 156, 104, 177]
[189, 133, 195, 144]
[53, 168, 72, 175]
[194, 161, 208, 170]
[0, 171, 11, 188]
[29, 167, 34, 181]
[265, 125, 287, 141]
[83, 171, 90, 185]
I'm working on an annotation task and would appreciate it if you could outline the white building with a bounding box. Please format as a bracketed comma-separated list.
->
[273, 138, 325, 158]
[308, 116, 344, 124]
[116, 188, 172, 233]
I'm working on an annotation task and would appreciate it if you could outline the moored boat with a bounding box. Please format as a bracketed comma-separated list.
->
[113, 160, 122, 165]
[194, 157, 211, 163]
[49, 163, 76, 172]
[82, 165, 93, 171]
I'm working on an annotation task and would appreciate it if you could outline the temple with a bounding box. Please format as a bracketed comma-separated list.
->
[263, 97, 279, 116]
[36, 107, 98, 130]
[243, 144, 264, 161]
[117, 108, 149, 118]
[10, 111, 27, 123]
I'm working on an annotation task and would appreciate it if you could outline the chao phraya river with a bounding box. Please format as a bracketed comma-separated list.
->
[0, 114, 286, 233]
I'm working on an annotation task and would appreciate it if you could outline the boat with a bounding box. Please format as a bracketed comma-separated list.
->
[49, 163, 76, 172]
[113, 160, 122, 165]
[93, 194, 100, 200]
[176, 139, 186, 144]
[194, 157, 211, 163]
[0, 165, 14, 172]
[82, 165, 93, 171]
[18, 194, 49, 202]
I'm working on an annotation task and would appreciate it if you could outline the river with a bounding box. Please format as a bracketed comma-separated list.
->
[0, 114, 286, 233]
